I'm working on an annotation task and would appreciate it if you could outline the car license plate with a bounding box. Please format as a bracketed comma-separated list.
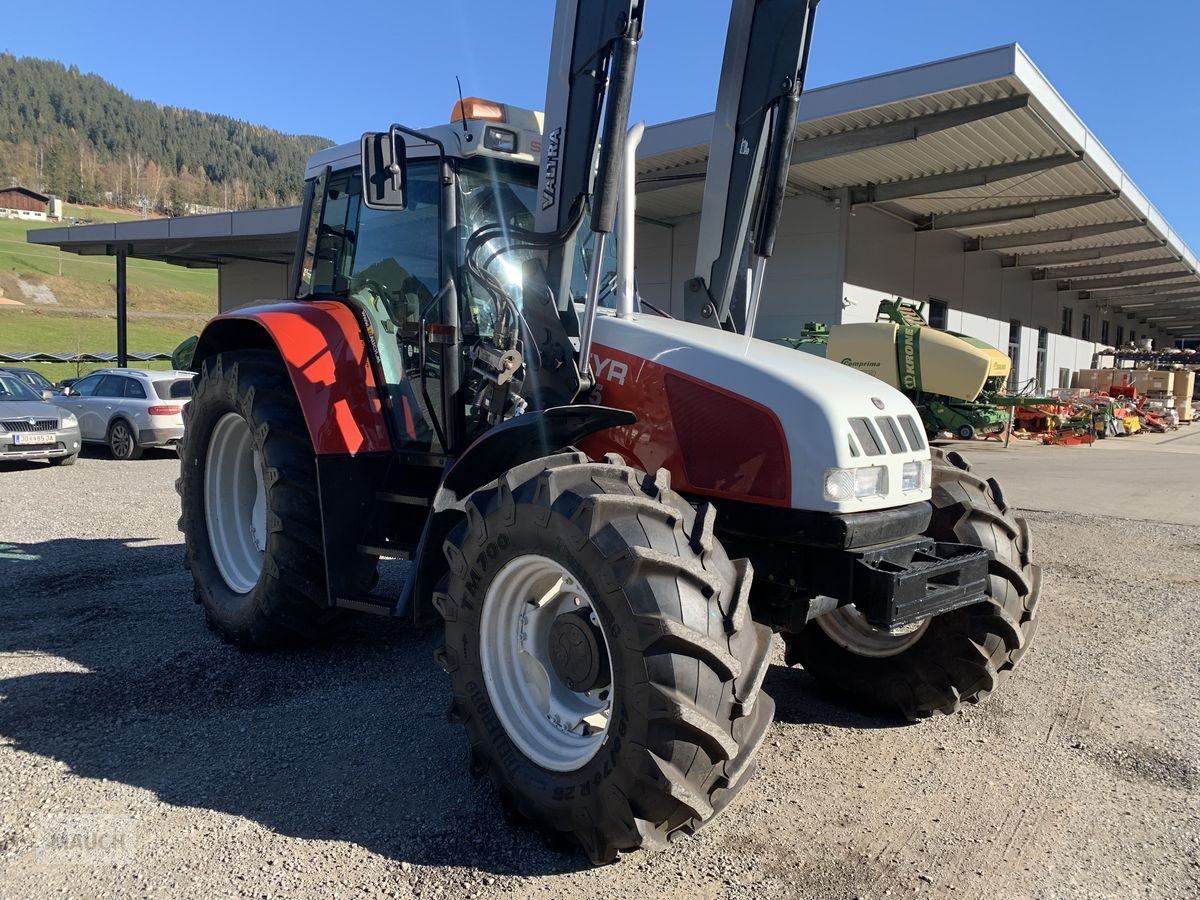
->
[13, 433, 53, 446]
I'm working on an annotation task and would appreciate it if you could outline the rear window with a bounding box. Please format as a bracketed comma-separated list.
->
[155, 378, 194, 400]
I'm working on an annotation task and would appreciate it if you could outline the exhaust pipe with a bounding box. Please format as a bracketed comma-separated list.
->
[617, 121, 645, 319]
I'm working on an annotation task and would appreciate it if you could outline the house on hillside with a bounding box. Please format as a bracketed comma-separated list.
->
[0, 186, 55, 221]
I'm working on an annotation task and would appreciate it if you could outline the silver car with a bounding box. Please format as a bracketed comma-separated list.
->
[58, 368, 194, 460]
[0, 372, 82, 466]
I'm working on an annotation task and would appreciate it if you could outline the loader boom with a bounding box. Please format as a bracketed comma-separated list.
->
[685, 0, 820, 331]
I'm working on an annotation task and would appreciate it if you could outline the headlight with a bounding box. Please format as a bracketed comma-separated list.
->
[824, 465, 887, 502]
[61, 413, 78, 428]
[902, 459, 932, 492]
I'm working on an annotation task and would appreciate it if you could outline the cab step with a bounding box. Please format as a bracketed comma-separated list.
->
[357, 543, 415, 560]
[376, 491, 433, 508]
[333, 592, 398, 615]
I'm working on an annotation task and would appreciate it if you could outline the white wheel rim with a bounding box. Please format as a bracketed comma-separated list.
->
[204, 412, 267, 595]
[479, 554, 613, 772]
[815, 605, 930, 658]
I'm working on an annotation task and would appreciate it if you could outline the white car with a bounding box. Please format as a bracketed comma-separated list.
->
[58, 368, 194, 460]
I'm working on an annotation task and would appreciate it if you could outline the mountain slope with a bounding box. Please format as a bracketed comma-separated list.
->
[0, 53, 333, 211]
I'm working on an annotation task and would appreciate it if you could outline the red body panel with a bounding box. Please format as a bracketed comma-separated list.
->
[579, 343, 791, 507]
[203, 301, 392, 456]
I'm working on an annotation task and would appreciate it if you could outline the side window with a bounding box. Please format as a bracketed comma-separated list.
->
[125, 378, 147, 399]
[96, 375, 126, 399]
[72, 375, 102, 397]
[309, 164, 442, 312]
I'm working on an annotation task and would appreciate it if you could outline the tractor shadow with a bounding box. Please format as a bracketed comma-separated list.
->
[763, 663, 912, 730]
[0, 537, 589, 876]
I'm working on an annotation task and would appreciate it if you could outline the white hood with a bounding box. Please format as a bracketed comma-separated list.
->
[592, 310, 931, 513]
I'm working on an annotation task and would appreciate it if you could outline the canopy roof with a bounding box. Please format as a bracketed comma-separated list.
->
[636, 44, 1200, 337]
[27, 206, 301, 268]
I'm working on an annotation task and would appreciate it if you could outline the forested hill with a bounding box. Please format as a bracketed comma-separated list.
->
[0, 53, 334, 213]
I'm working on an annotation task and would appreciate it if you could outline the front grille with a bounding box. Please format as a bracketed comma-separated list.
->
[1, 418, 57, 433]
[848, 414, 928, 456]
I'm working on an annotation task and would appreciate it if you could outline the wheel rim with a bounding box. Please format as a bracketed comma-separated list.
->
[204, 412, 267, 595]
[479, 554, 614, 772]
[815, 605, 930, 658]
[111, 423, 133, 458]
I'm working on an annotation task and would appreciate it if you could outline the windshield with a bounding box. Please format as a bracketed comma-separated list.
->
[457, 156, 619, 338]
[0, 374, 42, 402]
[12, 369, 54, 391]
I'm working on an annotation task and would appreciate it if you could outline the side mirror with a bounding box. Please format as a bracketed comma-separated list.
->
[41, 390, 53, 400]
[361, 130, 408, 210]
[63, 387, 78, 397]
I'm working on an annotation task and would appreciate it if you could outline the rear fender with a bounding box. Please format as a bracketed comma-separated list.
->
[193, 301, 391, 456]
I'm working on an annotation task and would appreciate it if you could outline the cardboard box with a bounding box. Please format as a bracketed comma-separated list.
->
[1173, 369, 1196, 402]
[1118, 369, 1176, 393]
[1149, 370, 1175, 393]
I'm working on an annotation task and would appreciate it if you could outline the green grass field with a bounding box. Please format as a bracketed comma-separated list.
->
[0, 217, 217, 305]
[0, 308, 204, 382]
[0, 204, 215, 382]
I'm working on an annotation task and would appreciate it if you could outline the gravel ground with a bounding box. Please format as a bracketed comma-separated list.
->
[1, 448, 1198, 899]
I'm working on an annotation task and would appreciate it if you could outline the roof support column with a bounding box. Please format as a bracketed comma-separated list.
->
[116, 247, 128, 368]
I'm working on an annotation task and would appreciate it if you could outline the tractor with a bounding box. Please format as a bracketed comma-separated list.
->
[177, 0, 1041, 864]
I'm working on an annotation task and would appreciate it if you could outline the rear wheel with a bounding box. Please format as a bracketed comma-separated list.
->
[177, 350, 375, 648]
[785, 448, 1041, 719]
[436, 453, 774, 864]
[108, 420, 144, 460]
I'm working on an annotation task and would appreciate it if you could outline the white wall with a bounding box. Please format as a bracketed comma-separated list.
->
[218, 259, 293, 313]
[839, 205, 1172, 391]
[635, 192, 851, 338]
[633, 193, 1176, 368]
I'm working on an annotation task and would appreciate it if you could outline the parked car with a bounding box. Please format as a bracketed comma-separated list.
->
[0, 366, 57, 397]
[0, 372, 82, 466]
[57, 368, 194, 460]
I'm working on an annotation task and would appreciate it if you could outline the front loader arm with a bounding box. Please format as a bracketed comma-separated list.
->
[685, 0, 820, 332]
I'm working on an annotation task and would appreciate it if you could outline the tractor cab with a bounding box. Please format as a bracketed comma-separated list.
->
[293, 98, 618, 454]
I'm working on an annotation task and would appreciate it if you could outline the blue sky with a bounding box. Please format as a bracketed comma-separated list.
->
[5, 1, 1198, 246]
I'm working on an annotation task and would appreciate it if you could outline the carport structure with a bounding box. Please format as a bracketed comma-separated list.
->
[634, 43, 1200, 353]
[27, 207, 300, 366]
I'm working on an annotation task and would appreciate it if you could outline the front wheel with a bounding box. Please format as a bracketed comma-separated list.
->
[50, 453, 78, 467]
[436, 454, 774, 864]
[785, 448, 1041, 719]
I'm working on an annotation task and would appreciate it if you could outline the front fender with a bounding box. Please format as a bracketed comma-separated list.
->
[434, 405, 637, 511]
[193, 301, 391, 456]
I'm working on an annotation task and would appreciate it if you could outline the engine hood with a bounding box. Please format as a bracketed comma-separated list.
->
[591, 310, 931, 513]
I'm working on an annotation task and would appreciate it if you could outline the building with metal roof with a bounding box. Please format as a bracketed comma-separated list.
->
[28, 44, 1200, 380]
[633, 43, 1200, 386]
